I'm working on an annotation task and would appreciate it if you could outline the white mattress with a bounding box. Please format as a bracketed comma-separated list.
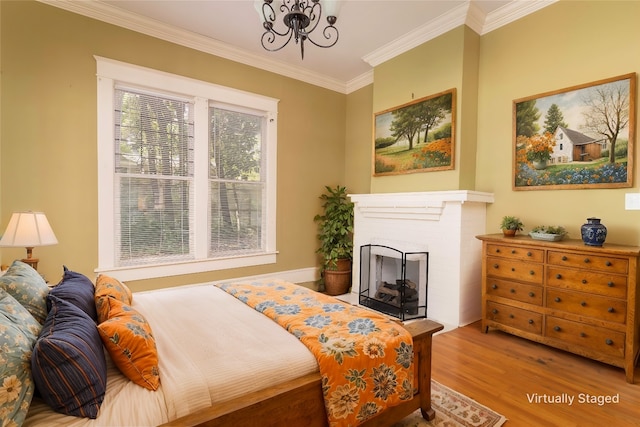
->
[24, 283, 319, 426]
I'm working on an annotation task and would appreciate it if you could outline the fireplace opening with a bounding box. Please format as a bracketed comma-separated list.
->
[359, 244, 428, 321]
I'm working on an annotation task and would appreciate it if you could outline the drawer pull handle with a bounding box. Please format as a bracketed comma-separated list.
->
[608, 281, 614, 287]
[584, 258, 590, 263]
[492, 284, 498, 289]
[581, 279, 587, 284]
[528, 319, 534, 324]
[562, 256, 568, 261]
[554, 326, 561, 332]
[556, 273, 562, 279]
[492, 309, 498, 315]
[493, 264, 499, 269]
[509, 314, 514, 319]
[605, 339, 613, 346]
[608, 307, 615, 313]
[606, 261, 612, 266]
[529, 270, 534, 275]
[510, 288, 515, 293]
[529, 292, 535, 297]
[581, 301, 587, 307]
[511, 249, 516, 254]
[555, 297, 561, 303]
[580, 332, 586, 337]
[527, 252, 532, 257]
[496, 248, 501, 253]
[512, 268, 516, 272]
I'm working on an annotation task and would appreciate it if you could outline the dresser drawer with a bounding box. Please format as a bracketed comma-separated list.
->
[547, 289, 626, 324]
[547, 266, 627, 299]
[546, 316, 625, 358]
[487, 244, 544, 262]
[486, 278, 543, 306]
[486, 301, 542, 334]
[548, 251, 628, 274]
[486, 257, 544, 284]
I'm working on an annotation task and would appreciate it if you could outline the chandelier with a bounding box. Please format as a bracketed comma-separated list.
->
[257, 0, 340, 59]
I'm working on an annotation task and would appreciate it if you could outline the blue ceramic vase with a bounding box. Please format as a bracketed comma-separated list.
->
[581, 217, 607, 246]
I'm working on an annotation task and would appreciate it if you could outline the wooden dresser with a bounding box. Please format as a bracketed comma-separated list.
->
[477, 234, 640, 383]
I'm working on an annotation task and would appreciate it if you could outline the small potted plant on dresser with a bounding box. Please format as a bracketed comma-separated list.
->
[500, 216, 523, 237]
[313, 185, 354, 295]
[529, 225, 568, 241]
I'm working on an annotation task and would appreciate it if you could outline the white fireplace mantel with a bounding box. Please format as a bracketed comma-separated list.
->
[349, 190, 494, 327]
[351, 191, 495, 221]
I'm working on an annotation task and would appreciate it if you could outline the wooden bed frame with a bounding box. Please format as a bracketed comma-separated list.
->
[162, 319, 443, 427]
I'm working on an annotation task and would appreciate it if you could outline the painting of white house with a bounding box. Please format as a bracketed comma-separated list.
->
[513, 73, 635, 190]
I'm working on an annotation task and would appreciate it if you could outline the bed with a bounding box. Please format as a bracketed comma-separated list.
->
[0, 261, 443, 427]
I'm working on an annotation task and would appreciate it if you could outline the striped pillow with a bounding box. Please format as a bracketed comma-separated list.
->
[49, 266, 97, 322]
[31, 294, 107, 418]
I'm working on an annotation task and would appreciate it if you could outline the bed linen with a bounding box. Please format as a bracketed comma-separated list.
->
[218, 280, 414, 427]
[23, 283, 319, 426]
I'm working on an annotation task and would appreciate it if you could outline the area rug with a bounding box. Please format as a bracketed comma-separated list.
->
[392, 380, 507, 427]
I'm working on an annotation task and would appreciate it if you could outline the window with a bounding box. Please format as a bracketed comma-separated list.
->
[96, 57, 278, 281]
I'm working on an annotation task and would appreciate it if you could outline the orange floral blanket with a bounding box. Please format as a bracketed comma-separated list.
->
[216, 280, 414, 427]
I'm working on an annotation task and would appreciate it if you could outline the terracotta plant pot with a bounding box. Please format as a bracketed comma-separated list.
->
[503, 229, 517, 237]
[324, 269, 352, 296]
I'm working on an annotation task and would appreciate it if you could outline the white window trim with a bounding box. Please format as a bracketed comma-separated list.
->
[95, 56, 278, 281]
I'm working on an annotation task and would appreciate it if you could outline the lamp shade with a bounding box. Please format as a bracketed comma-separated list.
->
[0, 212, 58, 248]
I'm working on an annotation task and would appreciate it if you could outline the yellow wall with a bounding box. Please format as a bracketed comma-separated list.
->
[349, 0, 640, 246]
[369, 26, 477, 193]
[3, 0, 640, 290]
[475, 0, 640, 245]
[344, 84, 373, 194]
[0, 1, 346, 289]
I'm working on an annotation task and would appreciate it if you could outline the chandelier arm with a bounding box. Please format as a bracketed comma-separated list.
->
[261, 29, 295, 52]
[305, 24, 339, 48]
[261, 1, 292, 37]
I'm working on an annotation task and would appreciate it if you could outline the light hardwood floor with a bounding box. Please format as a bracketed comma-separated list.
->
[431, 321, 640, 427]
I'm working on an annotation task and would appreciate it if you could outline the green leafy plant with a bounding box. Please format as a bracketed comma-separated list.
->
[313, 185, 354, 271]
[500, 216, 524, 231]
[531, 225, 568, 237]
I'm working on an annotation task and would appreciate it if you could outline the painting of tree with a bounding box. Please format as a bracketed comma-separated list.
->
[513, 73, 635, 190]
[374, 89, 455, 176]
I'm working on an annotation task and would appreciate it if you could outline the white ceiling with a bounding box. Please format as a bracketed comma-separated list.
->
[41, 0, 555, 93]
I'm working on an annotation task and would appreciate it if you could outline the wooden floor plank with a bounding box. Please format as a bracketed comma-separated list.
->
[431, 321, 640, 426]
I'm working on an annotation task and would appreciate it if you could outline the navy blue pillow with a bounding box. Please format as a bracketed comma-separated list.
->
[49, 266, 97, 322]
[32, 294, 107, 419]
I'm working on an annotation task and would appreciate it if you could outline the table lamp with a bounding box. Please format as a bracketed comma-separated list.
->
[0, 211, 58, 270]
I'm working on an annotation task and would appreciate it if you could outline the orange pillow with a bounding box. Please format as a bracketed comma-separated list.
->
[95, 274, 133, 322]
[97, 298, 160, 390]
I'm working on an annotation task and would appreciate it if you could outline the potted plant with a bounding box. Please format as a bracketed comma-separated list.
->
[529, 225, 568, 241]
[500, 216, 523, 237]
[313, 185, 354, 295]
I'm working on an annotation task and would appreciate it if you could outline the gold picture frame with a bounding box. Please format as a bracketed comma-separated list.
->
[513, 73, 636, 190]
[373, 89, 456, 176]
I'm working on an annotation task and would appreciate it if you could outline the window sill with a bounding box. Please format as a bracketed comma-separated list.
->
[96, 252, 277, 282]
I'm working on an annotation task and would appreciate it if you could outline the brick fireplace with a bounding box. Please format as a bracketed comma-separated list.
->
[348, 191, 494, 327]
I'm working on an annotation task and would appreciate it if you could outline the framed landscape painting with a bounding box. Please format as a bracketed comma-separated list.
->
[513, 73, 636, 190]
[373, 89, 455, 176]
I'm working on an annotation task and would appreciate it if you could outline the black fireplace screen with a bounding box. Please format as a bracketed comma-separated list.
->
[359, 244, 428, 320]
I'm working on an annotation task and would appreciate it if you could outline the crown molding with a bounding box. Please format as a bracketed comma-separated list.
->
[37, 0, 349, 94]
[361, 0, 556, 68]
[346, 70, 374, 93]
[37, 0, 555, 95]
[482, 0, 558, 34]
[362, 2, 470, 68]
